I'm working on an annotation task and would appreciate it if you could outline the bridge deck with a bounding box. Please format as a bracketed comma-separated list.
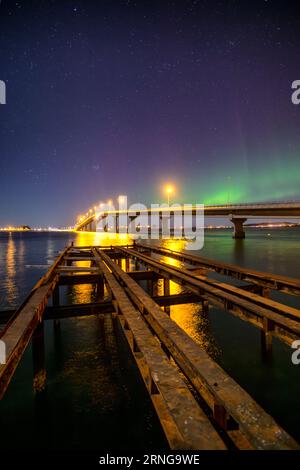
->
[75, 202, 300, 231]
[0, 243, 299, 450]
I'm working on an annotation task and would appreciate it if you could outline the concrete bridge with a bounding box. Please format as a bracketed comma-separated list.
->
[75, 202, 300, 238]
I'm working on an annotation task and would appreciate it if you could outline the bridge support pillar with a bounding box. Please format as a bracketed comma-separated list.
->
[230, 216, 247, 239]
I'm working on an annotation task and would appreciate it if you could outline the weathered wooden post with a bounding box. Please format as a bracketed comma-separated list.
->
[96, 274, 105, 300]
[261, 318, 274, 358]
[98, 313, 105, 342]
[202, 299, 209, 316]
[52, 285, 60, 329]
[152, 276, 159, 297]
[147, 275, 153, 296]
[32, 321, 46, 394]
[163, 278, 170, 315]
[111, 311, 119, 339]
[261, 287, 271, 298]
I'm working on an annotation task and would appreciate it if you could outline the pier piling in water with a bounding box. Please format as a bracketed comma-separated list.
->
[32, 320, 46, 394]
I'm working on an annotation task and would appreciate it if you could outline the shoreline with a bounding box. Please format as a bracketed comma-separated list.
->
[0, 224, 299, 233]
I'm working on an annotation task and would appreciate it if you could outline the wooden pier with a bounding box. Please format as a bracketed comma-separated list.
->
[0, 243, 300, 450]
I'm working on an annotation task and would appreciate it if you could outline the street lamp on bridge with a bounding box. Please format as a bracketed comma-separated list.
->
[164, 184, 175, 206]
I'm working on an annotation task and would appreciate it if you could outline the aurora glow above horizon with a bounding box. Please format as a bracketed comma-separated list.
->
[0, 1, 300, 227]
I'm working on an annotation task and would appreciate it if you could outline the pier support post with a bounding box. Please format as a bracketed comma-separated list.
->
[163, 278, 171, 315]
[96, 275, 105, 300]
[230, 216, 247, 239]
[111, 311, 120, 341]
[32, 321, 46, 394]
[261, 318, 274, 358]
[152, 278, 159, 297]
[66, 259, 72, 267]
[147, 272, 159, 297]
[259, 287, 271, 298]
[147, 278, 153, 296]
[52, 285, 60, 329]
[202, 299, 209, 316]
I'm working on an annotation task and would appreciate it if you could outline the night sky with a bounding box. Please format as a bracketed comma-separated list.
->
[0, 0, 300, 227]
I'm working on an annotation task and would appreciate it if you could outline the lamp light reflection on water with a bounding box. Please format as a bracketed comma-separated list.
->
[71, 234, 219, 358]
[5, 233, 18, 306]
[159, 239, 220, 360]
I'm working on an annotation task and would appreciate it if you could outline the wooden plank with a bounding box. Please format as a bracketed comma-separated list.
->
[92, 248, 226, 450]
[0, 280, 57, 399]
[136, 243, 300, 295]
[209, 278, 300, 320]
[103, 248, 299, 450]
[55, 266, 100, 272]
[1, 294, 201, 325]
[71, 244, 134, 250]
[44, 301, 115, 319]
[0, 246, 72, 398]
[128, 270, 160, 281]
[145, 254, 300, 323]
[122, 248, 300, 346]
[154, 293, 202, 307]
[59, 274, 100, 285]
[1, 246, 70, 336]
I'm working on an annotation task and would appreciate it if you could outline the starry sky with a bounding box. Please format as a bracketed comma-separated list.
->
[0, 0, 300, 227]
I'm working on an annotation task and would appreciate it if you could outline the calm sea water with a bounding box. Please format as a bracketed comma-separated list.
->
[0, 228, 300, 449]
